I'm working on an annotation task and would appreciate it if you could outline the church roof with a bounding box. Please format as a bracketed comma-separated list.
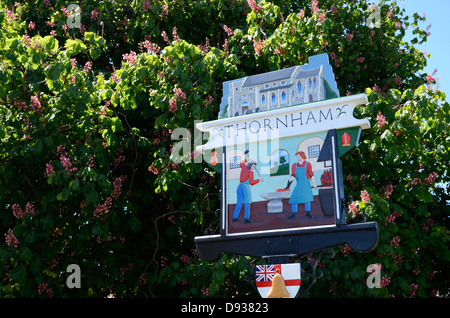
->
[241, 66, 321, 87]
[242, 66, 297, 87]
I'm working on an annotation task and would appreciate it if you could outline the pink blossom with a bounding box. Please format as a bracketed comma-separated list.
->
[161, 31, 170, 44]
[25, 202, 35, 216]
[142, 40, 161, 54]
[111, 72, 120, 83]
[380, 275, 391, 287]
[223, 24, 233, 36]
[376, 112, 387, 127]
[61, 7, 71, 18]
[394, 76, 402, 86]
[23, 34, 31, 46]
[386, 10, 392, 18]
[31, 95, 43, 113]
[197, 44, 208, 53]
[94, 196, 112, 218]
[173, 88, 186, 101]
[71, 58, 77, 68]
[425, 172, 437, 184]
[361, 190, 370, 203]
[384, 214, 396, 226]
[408, 177, 421, 187]
[180, 254, 191, 263]
[382, 184, 394, 198]
[341, 244, 352, 256]
[122, 51, 137, 65]
[299, 9, 305, 18]
[148, 165, 159, 175]
[169, 98, 178, 112]
[83, 61, 92, 72]
[395, 21, 401, 29]
[347, 33, 353, 42]
[5, 229, 19, 248]
[60, 154, 77, 174]
[50, 30, 57, 37]
[348, 202, 360, 217]
[205, 95, 214, 106]
[317, 12, 326, 22]
[247, 0, 262, 13]
[426, 24, 431, 36]
[5, 8, 15, 22]
[28, 21, 36, 30]
[356, 56, 365, 64]
[45, 162, 55, 177]
[143, 0, 150, 11]
[408, 283, 418, 298]
[311, 0, 319, 14]
[390, 236, 400, 248]
[161, 5, 169, 18]
[91, 10, 99, 21]
[172, 27, 180, 42]
[112, 176, 125, 200]
[426, 74, 435, 83]
[253, 39, 265, 55]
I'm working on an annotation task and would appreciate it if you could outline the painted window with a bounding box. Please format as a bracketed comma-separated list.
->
[281, 91, 287, 103]
[230, 156, 241, 169]
[271, 93, 276, 105]
[242, 101, 249, 114]
[269, 149, 290, 176]
[261, 94, 266, 106]
[297, 81, 302, 96]
[314, 77, 317, 89]
[308, 145, 320, 158]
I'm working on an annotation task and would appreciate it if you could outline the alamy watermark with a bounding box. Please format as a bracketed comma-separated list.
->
[66, 4, 81, 29]
[366, 4, 381, 29]
[366, 263, 381, 288]
[66, 264, 81, 289]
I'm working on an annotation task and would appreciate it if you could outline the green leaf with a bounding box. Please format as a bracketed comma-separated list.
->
[46, 62, 64, 81]
[65, 39, 87, 56]
[69, 178, 80, 190]
[129, 216, 141, 232]
[39, 35, 59, 53]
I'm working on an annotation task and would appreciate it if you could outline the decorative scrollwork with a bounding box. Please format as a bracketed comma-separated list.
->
[297, 248, 335, 298]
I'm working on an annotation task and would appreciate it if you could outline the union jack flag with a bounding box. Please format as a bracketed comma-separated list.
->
[256, 265, 276, 282]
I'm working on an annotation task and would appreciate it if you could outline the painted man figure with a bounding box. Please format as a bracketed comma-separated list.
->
[288, 151, 317, 218]
[232, 158, 263, 223]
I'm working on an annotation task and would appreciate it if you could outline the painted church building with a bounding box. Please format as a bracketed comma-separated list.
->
[224, 65, 326, 118]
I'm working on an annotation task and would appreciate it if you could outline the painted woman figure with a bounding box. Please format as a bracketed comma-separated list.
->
[288, 151, 317, 218]
[232, 158, 263, 223]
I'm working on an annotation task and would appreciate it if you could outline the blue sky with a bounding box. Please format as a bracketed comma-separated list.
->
[400, 0, 449, 95]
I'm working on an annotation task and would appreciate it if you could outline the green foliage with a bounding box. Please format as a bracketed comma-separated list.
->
[0, 0, 448, 298]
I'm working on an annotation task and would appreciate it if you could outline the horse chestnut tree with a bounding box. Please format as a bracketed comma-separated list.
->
[0, 0, 448, 297]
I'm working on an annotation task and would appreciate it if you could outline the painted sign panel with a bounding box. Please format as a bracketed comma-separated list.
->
[195, 54, 370, 237]
[194, 53, 378, 264]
